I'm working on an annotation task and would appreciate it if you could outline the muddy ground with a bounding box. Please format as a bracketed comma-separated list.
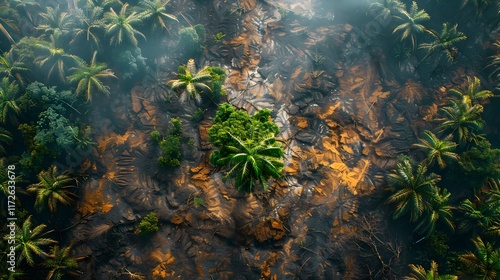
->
[67, 0, 463, 279]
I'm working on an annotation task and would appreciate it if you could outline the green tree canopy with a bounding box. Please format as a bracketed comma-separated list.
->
[208, 103, 280, 148]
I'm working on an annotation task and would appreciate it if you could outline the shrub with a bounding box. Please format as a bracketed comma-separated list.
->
[155, 118, 182, 167]
[137, 212, 159, 235]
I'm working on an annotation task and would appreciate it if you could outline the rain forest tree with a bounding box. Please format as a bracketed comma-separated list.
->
[449, 76, 493, 105]
[418, 23, 467, 68]
[3, 215, 57, 266]
[0, 1, 19, 48]
[68, 51, 116, 102]
[177, 24, 206, 57]
[415, 187, 455, 238]
[168, 59, 212, 104]
[138, 0, 177, 32]
[35, 34, 79, 83]
[209, 103, 283, 192]
[385, 155, 441, 222]
[28, 165, 76, 213]
[458, 237, 500, 279]
[104, 3, 145, 47]
[45, 245, 80, 280]
[413, 130, 458, 169]
[403, 260, 457, 280]
[0, 51, 27, 85]
[0, 77, 21, 125]
[70, 5, 105, 54]
[36, 6, 74, 39]
[437, 99, 485, 145]
[457, 191, 500, 237]
[152, 117, 182, 167]
[459, 140, 500, 184]
[210, 134, 284, 193]
[369, 0, 405, 21]
[392, 1, 430, 49]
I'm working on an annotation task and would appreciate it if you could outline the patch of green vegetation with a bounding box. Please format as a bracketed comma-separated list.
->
[152, 118, 182, 167]
[136, 212, 159, 235]
[208, 103, 279, 148]
[213, 32, 226, 43]
[208, 103, 284, 192]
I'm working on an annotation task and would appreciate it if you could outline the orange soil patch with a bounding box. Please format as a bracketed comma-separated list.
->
[78, 179, 114, 215]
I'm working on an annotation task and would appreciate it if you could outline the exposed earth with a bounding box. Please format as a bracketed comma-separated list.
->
[67, 0, 466, 278]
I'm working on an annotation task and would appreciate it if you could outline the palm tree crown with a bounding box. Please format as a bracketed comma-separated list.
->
[35, 34, 79, 83]
[415, 187, 455, 237]
[369, 0, 405, 20]
[0, 51, 28, 84]
[68, 51, 116, 102]
[0, 77, 21, 125]
[458, 192, 500, 237]
[104, 3, 145, 46]
[70, 5, 105, 53]
[386, 156, 441, 222]
[404, 260, 457, 280]
[414, 130, 458, 169]
[36, 6, 74, 38]
[438, 99, 485, 145]
[45, 245, 79, 280]
[3, 216, 57, 266]
[458, 237, 500, 280]
[419, 23, 467, 65]
[168, 59, 213, 104]
[138, 0, 178, 32]
[27, 165, 76, 213]
[449, 76, 494, 105]
[393, 1, 430, 49]
[211, 134, 284, 193]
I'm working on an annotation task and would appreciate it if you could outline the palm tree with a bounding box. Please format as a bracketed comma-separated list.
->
[27, 165, 76, 213]
[418, 23, 467, 67]
[0, 127, 12, 155]
[70, 5, 105, 53]
[4, 215, 57, 266]
[0, 2, 19, 45]
[392, 1, 430, 49]
[458, 193, 500, 237]
[36, 6, 74, 38]
[138, 0, 178, 32]
[415, 188, 455, 237]
[211, 134, 284, 193]
[35, 34, 79, 83]
[449, 76, 493, 105]
[438, 99, 485, 145]
[0, 77, 21, 125]
[104, 3, 145, 47]
[386, 156, 441, 222]
[45, 245, 79, 280]
[168, 59, 212, 104]
[0, 51, 28, 85]
[369, 0, 405, 21]
[68, 51, 116, 102]
[458, 237, 500, 280]
[404, 260, 457, 280]
[414, 130, 458, 169]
